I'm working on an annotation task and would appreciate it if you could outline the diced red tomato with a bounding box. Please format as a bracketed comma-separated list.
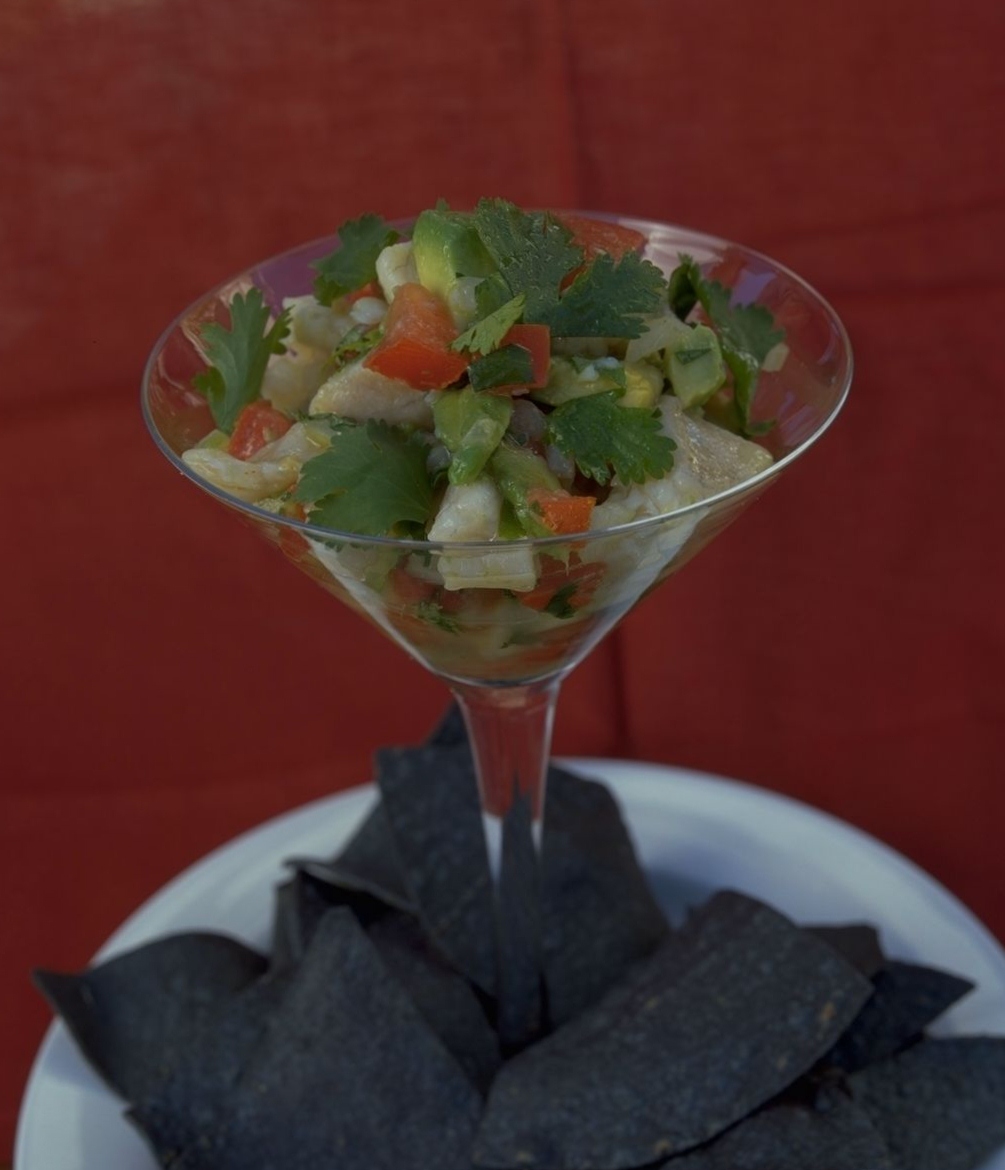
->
[228, 401, 293, 459]
[364, 283, 468, 391]
[345, 280, 381, 305]
[387, 563, 440, 606]
[526, 489, 596, 536]
[553, 213, 647, 262]
[519, 552, 605, 613]
[277, 501, 310, 561]
[438, 588, 468, 615]
[498, 324, 550, 391]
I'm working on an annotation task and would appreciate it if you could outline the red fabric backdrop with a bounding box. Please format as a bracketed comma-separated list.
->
[2, 0, 1004, 1155]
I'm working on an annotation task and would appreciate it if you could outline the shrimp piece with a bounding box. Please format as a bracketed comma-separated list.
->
[251, 420, 330, 465]
[309, 362, 433, 428]
[349, 296, 388, 327]
[375, 242, 418, 303]
[181, 449, 299, 502]
[429, 480, 537, 591]
[286, 294, 353, 351]
[261, 349, 330, 414]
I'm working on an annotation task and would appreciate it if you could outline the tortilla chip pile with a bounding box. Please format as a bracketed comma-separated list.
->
[35, 710, 1005, 1170]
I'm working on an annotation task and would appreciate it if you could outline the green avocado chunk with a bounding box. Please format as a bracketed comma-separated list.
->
[665, 323, 727, 409]
[433, 388, 512, 486]
[412, 209, 496, 300]
[532, 356, 625, 407]
[488, 443, 562, 537]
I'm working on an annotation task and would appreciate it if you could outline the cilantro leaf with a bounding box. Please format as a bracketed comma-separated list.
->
[539, 252, 667, 339]
[192, 289, 290, 433]
[545, 392, 675, 486]
[723, 350, 775, 436]
[468, 344, 536, 392]
[668, 256, 701, 319]
[473, 199, 582, 323]
[452, 294, 525, 355]
[544, 583, 579, 620]
[475, 273, 516, 318]
[698, 278, 785, 364]
[312, 214, 400, 305]
[667, 254, 785, 435]
[416, 599, 460, 634]
[323, 324, 382, 376]
[292, 421, 433, 536]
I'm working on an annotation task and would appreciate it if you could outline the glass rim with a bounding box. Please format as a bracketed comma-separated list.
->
[140, 212, 854, 554]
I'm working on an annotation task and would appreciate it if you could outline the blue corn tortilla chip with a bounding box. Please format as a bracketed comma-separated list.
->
[269, 867, 500, 1081]
[269, 870, 390, 974]
[368, 911, 501, 1093]
[664, 1084, 894, 1168]
[826, 960, 974, 1074]
[473, 891, 873, 1170]
[849, 1036, 1005, 1170]
[268, 877, 304, 974]
[542, 766, 670, 1027]
[369, 741, 674, 1032]
[136, 892, 498, 1160]
[806, 923, 886, 978]
[165, 909, 483, 1170]
[375, 743, 498, 995]
[282, 705, 470, 927]
[129, 972, 288, 1164]
[33, 933, 267, 1104]
[288, 798, 413, 912]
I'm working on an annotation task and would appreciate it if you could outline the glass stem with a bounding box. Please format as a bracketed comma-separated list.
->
[452, 678, 562, 1052]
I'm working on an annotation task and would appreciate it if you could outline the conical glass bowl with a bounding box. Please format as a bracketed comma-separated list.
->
[142, 214, 852, 1046]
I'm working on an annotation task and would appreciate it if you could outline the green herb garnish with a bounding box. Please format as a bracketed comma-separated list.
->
[668, 255, 784, 434]
[545, 391, 676, 486]
[452, 294, 526, 355]
[544, 583, 579, 619]
[468, 344, 536, 393]
[473, 199, 582, 324]
[539, 252, 667, 338]
[323, 324, 382, 376]
[416, 600, 460, 633]
[293, 420, 433, 536]
[312, 214, 400, 305]
[192, 289, 290, 433]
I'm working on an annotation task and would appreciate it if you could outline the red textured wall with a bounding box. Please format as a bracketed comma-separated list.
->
[2, 0, 1004, 1155]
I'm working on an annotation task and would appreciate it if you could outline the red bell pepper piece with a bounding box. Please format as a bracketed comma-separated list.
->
[526, 488, 596, 535]
[553, 213, 647, 262]
[364, 283, 468, 391]
[499, 323, 550, 391]
[519, 552, 605, 612]
[227, 401, 293, 459]
[345, 280, 382, 305]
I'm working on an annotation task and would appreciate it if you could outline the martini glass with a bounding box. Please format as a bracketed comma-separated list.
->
[142, 216, 851, 1049]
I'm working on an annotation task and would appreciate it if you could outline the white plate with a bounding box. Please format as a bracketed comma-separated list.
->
[16, 761, 1005, 1170]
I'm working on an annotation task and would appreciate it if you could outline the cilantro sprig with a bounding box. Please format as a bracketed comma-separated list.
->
[293, 421, 434, 537]
[544, 392, 676, 486]
[473, 199, 582, 324]
[468, 199, 668, 341]
[468, 345, 536, 393]
[323, 324, 382, 377]
[538, 252, 667, 339]
[312, 214, 400, 305]
[192, 289, 290, 433]
[544, 583, 579, 620]
[452, 294, 525, 356]
[668, 255, 784, 434]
